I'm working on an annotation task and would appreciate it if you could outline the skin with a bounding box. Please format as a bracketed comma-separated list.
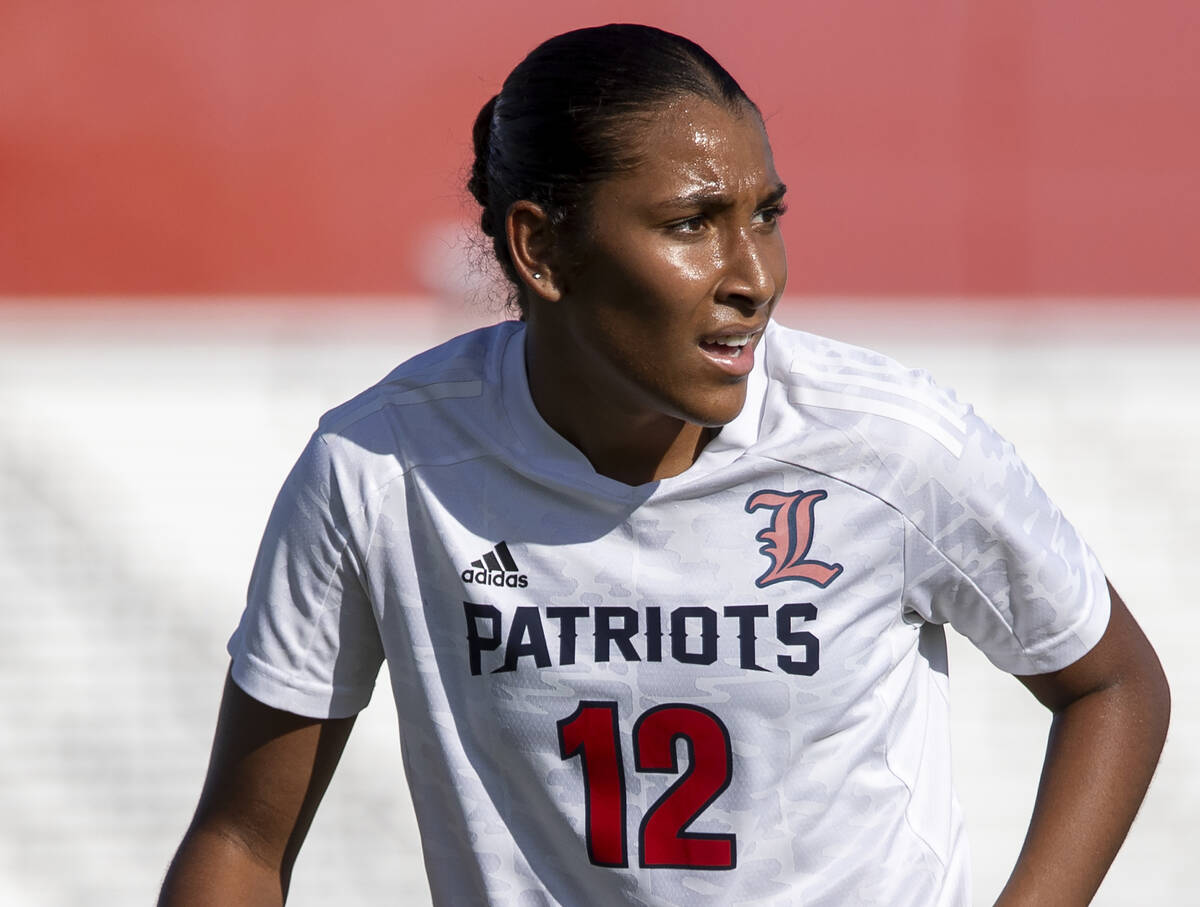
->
[158, 673, 355, 904]
[999, 582, 1169, 905]
[509, 97, 787, 485]
[160, 92, 1170, 905]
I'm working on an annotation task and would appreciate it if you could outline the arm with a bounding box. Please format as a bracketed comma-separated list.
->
[159, 670, 356, 906]
[995, 582, 1170, 906]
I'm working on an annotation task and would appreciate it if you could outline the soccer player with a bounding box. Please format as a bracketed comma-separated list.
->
[159, 24, 1169, 906]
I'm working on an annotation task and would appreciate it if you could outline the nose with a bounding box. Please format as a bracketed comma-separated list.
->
[715, 228, 781, 311]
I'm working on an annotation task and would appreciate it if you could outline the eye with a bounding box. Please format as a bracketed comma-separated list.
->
[752, 203, 788, 227]
[668, 214, 707, 235]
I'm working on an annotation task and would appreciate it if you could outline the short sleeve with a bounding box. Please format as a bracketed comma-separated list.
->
[227, 432, 384, 718]
[899, 390, 1110, 676]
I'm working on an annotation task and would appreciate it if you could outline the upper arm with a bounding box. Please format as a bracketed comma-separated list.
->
[1017, 581, 1169, 721]
[229, 430, 384, 719]
[187, 670, 357, 885]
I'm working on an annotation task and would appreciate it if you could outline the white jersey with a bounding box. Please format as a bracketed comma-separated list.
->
[229, 320, 1109, 906]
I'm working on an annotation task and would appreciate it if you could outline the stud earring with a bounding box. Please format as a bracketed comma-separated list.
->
[532, 271, 543, 280]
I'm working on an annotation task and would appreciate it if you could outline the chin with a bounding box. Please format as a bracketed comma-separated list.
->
[676, 386, 748, 428]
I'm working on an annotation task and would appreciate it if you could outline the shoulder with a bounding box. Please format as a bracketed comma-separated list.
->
[286, 322, 522, 500]
[754, 322, 1045, 546]
[759, 321, 971, 463]
[317, 321, 519, 437]
[759, 324, 1067, 561]
[317, 320, 520, 458]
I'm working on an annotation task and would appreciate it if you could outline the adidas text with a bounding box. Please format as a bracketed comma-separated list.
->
[462, 541, 529, 588]
[462, 568, 529, 588]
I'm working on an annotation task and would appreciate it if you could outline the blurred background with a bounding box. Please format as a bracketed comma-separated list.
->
[2, 1, 1197, 904]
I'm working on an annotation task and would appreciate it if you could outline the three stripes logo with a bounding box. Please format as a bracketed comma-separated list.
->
[460, 540, 529, 588]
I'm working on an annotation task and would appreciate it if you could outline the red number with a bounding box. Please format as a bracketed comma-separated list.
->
[557, 702, 627, 866]
[557, 701, 736, 870]
[634, 705, 735, 869]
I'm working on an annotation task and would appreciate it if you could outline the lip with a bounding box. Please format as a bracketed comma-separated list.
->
[697, 325, 764, 378]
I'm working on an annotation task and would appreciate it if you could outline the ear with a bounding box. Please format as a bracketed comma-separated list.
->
[506, 200, 563, 302]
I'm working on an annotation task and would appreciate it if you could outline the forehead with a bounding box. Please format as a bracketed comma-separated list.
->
[608, 96, 779, 200]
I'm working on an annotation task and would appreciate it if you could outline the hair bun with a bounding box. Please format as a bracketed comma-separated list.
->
[468, 95, 499, 236]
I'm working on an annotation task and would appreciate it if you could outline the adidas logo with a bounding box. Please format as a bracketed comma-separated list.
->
[461, 540, 529, 588]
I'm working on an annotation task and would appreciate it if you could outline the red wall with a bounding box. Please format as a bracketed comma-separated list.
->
[3, 0, 1198, 297]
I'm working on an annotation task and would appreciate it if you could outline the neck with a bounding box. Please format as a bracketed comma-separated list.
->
[564, 416, 713, 486]
[524, 329, 713, 486]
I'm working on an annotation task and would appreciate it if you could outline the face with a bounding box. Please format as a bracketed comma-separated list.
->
[541, 96, 787, 429]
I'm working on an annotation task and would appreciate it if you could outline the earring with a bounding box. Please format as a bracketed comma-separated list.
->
[532, 271, 543, 280]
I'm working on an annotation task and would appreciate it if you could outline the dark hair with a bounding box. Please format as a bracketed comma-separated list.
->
[467, 24, 756, 312]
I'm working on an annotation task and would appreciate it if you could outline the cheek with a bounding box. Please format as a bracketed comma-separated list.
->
[766, 256, 788, 303]
[770, 234, 788, 286]
[565, 239, 716, 384]
[577, 288, 700, 393]
[657, 243, 721, 286]
[584, 250, 708, 331]
[585, 227, 715, 298]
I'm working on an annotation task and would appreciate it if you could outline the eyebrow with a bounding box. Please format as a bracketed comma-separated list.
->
[652, 182, 788, 212]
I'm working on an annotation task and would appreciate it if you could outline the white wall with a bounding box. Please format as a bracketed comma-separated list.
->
[1, 298, 1194, 905]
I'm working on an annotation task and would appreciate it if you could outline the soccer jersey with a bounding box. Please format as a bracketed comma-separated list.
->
[228, 319, 1110, 906]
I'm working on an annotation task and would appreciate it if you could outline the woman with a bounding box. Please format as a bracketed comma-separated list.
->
[160, 24, 1169, 906]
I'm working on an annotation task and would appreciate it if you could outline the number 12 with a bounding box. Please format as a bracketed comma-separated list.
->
[556, 701, 736, 870]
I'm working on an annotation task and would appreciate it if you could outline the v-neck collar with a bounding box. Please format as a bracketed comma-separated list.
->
[497, 322, 770, 501]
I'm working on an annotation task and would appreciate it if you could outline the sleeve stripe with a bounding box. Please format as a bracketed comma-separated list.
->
[793, 369, 969, 434]
[788, 387, 966, 458]
[321, 379, 483, 434]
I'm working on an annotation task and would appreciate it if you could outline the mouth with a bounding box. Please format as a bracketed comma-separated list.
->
[698, 328, 762, 375]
